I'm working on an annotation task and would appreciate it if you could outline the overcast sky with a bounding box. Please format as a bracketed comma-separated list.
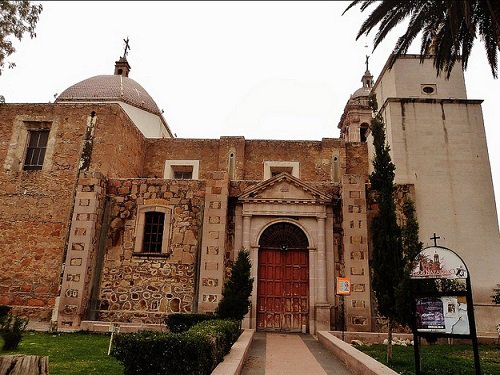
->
[1, 1, 499, 226]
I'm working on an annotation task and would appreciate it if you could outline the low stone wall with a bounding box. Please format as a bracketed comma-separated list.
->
[212, 329, 256, 375]
[329, 330, 413, 344]
[317, 331, 398, 375]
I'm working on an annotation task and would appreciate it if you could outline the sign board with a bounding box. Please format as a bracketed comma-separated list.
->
[336, 277, 351, 295]
[416, 296, 469, 334]
[411, 246, 467, 279]
[410, 242, 480, 375]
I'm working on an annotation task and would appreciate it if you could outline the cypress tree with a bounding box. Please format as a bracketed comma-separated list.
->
[369, 95, 425, 362]
[369, 112, 403, 363]
[395, 198, 423, 327]
[216, 249, 254, 323]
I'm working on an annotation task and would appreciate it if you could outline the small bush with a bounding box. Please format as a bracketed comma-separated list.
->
[0, 305, 28, 351]
[165, 313, 217, 333]
[188, 319, 240, 366]
[113, 319, 240, 375]
[216, 249, 253, 322]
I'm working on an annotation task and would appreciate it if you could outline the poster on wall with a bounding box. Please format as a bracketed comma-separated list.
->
[416, 296, 470, 334]
[336, 277, 351, 295]
[416, 297, 445, 330]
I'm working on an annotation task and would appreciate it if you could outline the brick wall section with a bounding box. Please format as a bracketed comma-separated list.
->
[0, 104, 147, 324]
[144, 139, 220, 179]
[0, 104, 87, 322]
[345, 143, 369, 176]
[88, 104, 145, 178]
[341, 175, 372, 332]
[95, 178, 206, 324]
[143, 137, 348, 183]
[58, 172, 107, 329]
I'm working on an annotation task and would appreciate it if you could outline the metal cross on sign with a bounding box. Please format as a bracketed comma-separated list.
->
[123, 37, 131, 58]
[430, 233, 441, 246]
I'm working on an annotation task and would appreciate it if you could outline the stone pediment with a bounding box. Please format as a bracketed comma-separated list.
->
[238, 172, 331, 204]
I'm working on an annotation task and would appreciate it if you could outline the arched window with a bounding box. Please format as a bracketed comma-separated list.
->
[259, 222, 309, 250]
[360, 123, 369, 143]
[228, 149, 236, 180]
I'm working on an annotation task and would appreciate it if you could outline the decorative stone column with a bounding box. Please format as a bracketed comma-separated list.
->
[341, 175, 371, 332]
[241, 214, 253, 329]
[57, 172, 107, 330]
[197, 171, 229, 314]
[315, 214, 330, 332]
[242, 214, 251, 250]
[316, 216, 327, 303]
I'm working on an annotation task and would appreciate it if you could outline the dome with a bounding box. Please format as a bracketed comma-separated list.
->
[348, 68, 374, 104]
[351, 86, 371, 99]
[56, 75, 161, 115]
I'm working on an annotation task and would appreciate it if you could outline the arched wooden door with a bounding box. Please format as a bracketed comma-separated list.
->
[257, 222, 309, 332]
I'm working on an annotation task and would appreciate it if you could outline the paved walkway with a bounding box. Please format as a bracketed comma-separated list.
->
[241, 332, 354, 375]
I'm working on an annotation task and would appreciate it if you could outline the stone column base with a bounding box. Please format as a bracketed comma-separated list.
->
[315, 303, 331, 333]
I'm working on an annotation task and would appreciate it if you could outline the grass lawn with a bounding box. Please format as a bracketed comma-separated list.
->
[358, 343, 500, 375]
[0, 331, 124, 375]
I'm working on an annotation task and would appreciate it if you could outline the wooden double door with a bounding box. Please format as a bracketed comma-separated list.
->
[257, 248, 309, 332]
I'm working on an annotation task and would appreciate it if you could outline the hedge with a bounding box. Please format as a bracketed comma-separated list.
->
[165, 313, 217, 333]
[112, 319, 240, 375]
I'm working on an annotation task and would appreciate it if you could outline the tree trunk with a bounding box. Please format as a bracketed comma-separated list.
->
[0, 355, 49, 375]
[386, 317, 393, 364]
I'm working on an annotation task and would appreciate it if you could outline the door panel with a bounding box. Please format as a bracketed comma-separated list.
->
[257, 248, 309, 332]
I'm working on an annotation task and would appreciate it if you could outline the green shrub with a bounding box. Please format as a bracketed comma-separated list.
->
[216, 249, 253, 322]
[112, 331, 212, 375]
[165, 313, 217, 333]
[188, 319, 240, 366]
[112, 319, 240, 375]
[0, 305, 28, 351]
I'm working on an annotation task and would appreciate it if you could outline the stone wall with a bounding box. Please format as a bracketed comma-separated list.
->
[341, 174, 371, 332]
[57, 172, 107, 329]
[0, 103, 149, 325]
[0, 104, 87, 323]
[88, 104, 145, 178]
[345, 143, 369, 176]
[95, 178, 206, 324]
[144, 139, 220, 179]
[197, 171, 229, 313]
[143, 137, 348, 183]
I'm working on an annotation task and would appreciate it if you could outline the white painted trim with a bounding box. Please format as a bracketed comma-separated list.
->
[263, 160, 299, 179]
[163, 160, 200, 180]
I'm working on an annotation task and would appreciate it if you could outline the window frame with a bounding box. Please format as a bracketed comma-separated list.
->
[263, 161, 299, 180]
[164, 160, 200, 180]
[134, 205, 172, 256]
[23, 129, 50, 171]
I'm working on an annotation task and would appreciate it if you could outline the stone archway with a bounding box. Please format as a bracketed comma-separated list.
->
[256, 222, 309, 332]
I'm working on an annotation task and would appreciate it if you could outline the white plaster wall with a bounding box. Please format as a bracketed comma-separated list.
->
[374, 56, 467, 102]
[381, 100, 500, 307]
[119, 102, 171, 138]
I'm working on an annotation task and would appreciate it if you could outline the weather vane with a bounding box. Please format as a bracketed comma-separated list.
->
[122, 37, 131, 58]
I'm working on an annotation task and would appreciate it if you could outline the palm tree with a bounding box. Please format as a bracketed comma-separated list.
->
[344, 0, 500, 78]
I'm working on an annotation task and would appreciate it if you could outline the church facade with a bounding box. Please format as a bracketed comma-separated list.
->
[0, 54, 498, 335]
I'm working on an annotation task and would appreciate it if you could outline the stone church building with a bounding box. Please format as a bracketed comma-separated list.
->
[0, 54, 499, 335]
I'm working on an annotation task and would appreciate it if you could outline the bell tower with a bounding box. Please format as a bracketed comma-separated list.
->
[338, 57, 373, 143]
